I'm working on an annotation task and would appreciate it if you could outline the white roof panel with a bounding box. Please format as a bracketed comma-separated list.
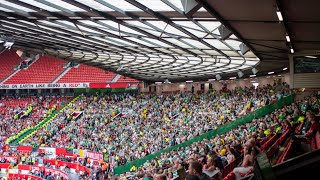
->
[0, 1, 36, 12]
[2, 0, 260, 81]
[136, 0, 174, 11]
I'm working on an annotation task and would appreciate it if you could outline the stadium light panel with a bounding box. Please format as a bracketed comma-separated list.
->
[276, 11, 283, 21]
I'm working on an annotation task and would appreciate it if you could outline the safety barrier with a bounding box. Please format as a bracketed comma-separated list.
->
[0, 160, 88, 180]
[17, 164, 68, 179]
[113, 95, 294, 174]
[43, 159, 90, 176]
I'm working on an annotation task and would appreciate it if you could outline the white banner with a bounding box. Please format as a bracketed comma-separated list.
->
[39, 147, 56, 159]
[0, 83, 89, 89]
[84, 151, 103, 161]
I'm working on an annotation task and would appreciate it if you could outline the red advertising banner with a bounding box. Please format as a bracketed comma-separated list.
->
[89, 83, 137, 88]
[38, 147, 56, 159]
[43, 167, 68, 179]
[55, 148, 67, 155]
[17, 146, 32, 152]
[17, 164, 32, 170]
[0, 163, 10, 168]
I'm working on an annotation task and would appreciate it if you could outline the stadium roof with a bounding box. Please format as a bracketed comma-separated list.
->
[0, 0, 318, 82]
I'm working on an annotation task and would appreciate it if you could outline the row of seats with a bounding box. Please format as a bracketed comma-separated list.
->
[116, 75, 140, 83]
[4, 56, 65, 84]
[0, 97, 33, 117]
[260, 134, 278, 152]
[266, 130, 290, 160]
[0, 51, 21, 82]
[57, 64, 115, 83]
[276, 122, 304, 164]
[257, 119, 320, 167]
[222, 125, 291, 180]
[0, 51, 140, 84]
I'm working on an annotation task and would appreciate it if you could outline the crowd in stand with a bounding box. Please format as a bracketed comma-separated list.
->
[0, 82, 290, 180]
[120, 103, 294, 179]
[22, 99, 79, 147]
[121, 96, 320, 179]
[0, 96, 70, 141]
[22, 84, 288, 168]
[3, 81, 320, 180]
[120, 94, 320, 180]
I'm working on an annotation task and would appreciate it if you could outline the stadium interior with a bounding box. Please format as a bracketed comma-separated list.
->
[0, 0, 320, 180]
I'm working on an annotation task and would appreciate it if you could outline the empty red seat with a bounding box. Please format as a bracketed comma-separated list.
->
[116, 75, 140, 83]
[4, 56, 65, 84]
[0, 51, 21, 81]
[57, 65, 115, 83]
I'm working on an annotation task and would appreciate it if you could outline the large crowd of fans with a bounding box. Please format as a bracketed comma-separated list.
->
[117, 94, 320, 180]
[22, 84, 288, 167]
[1, 81, 320, 180]
[118, 103, 294, 179]
[0, 96, 70, 143]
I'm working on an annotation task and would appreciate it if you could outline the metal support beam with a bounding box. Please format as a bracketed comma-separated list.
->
[5, 0, 165, 56]
[195, 0, 261, 60]
[63, 0, 197, 57]
[180, 0, 201, 17]
[125, 0, 231, 60]
[73, 23, 85, 37]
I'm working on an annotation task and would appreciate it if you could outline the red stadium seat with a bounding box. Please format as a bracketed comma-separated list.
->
[223, 171, 235, 180]
[116, 75, 140, 83]
[277, 140, 294, 164]
[4, 56, 65, 84]
[261, 134, 278, 151]
[57, 64, 115, 83]
[315, 132, 320, 150]
[0, 51, 21, 81]
[259, 135, 271, 146]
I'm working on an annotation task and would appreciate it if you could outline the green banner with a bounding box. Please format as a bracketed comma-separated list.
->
[113, 95, 293, 174]
[8, 96, 79, 145]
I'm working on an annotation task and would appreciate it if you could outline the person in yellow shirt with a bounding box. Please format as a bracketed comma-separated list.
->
[220, 147, 227, 156]
[220, 138, 225, 145]
[130, 164, 137, 172]
[264, 129, 271, 136]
